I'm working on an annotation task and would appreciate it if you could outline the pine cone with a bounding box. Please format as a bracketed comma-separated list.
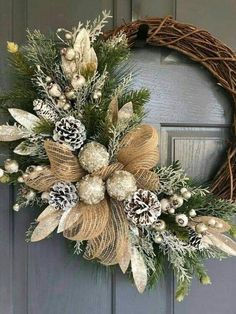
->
[187, 227, 203, 249]
[49, 181, 78, 211]
[124, 189, 161, 226]
[33, 99, 58, 122]
[53, 116, 86, 151]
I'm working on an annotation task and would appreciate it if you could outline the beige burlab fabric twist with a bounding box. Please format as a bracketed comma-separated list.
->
[27, 124, 160, 267]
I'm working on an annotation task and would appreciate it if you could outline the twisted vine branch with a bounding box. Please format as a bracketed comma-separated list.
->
[105, 16, 236, 200]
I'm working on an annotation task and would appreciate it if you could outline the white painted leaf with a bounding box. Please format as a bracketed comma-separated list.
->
[8, 108, 40, 131]
[205, 231, 236, 256]
[130, 246, 148, 293]
[119, 241, 131, 274]
[31, 211, 61, 242]
[0, 125, 30, 141]
[74, 28, 90, 56]
[14, 141, 37, 155]
[118, 101, 134, 125]
[57, 209, 72, 233]
[36, 205, 59, 222]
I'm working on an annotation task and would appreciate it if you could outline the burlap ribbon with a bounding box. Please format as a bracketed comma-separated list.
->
[26, 124, 160, 266]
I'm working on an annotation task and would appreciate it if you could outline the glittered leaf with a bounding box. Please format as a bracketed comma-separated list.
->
[8, 108, 40, 131]
[204, 231, 236, 256]
[130, 246, 148, 293]
[106, 96, 118, 126]
[36, 205, 59, 222]
[57, 209, 72, 233]
[0, 125, 30, 141]
[118, 101, 133, 125]
[31, 210, 61, 242]
[14, 141, 37, 155]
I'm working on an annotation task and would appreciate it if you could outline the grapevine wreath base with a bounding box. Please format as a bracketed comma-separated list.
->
[105, 15, 236, 200]
[0, 12, 236, 301]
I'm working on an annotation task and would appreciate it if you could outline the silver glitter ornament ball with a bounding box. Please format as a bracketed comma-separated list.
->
[77, 175, 105, 205]
[78, 141, 109, 173]
[106, 170, 137, 201]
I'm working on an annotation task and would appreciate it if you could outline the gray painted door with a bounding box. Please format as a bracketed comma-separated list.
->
[0, 0, 236, 313]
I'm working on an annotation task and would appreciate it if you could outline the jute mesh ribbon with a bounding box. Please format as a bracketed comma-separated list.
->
[104, 16, 236, 200]
[27, 124, 160, 265]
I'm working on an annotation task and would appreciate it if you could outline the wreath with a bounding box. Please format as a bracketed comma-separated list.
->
[0, 12, 236, 301]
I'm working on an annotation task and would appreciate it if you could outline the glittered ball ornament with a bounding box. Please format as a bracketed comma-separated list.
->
[175, 214, 188, 227]
[4, 159, 19, 173]
[78, 141, 109, 173]
[77, 175, 105, 205]
[106, 170, 137, 201]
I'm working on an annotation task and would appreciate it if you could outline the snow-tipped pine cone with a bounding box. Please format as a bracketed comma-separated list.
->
[124, 189, 161, 226]
[33, 99, 58, 122]
[49, 181, 78, 211]
[53, 116, 86, 151]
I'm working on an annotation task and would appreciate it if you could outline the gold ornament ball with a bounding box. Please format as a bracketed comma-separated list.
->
[4, 159, 19, 173]
[13, 203, 20, 212]
[26, 190, 36, 201]
[0, 168, 4, 178]
[17, 176, 24, 183]
[182, 191, 192, 200]
[78, 141, 109, 173]
[189, 209, 197, 217]
[77, 175, 105, 205]
[106, 170, 137, 201]
[195, 223, 208, 234]
[0, 173, 10, 183]
[154, 220, 166, 232]
[153, 235, 163, 244]
[208, 218, 216, 227]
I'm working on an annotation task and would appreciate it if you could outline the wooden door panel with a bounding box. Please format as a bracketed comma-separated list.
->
[114, 269, 172, 314]
[160, 126, 229, 181]
[176, 0, 236, 49]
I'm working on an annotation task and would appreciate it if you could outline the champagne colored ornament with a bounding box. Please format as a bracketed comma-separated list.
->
[153, 234, 163, 243]
[65, 48, 76, 61]
[65, 33, 72, 40]
[160, 198, 170, 212]
[48, 83, 62, 98]
[71, 74, 86, 90]
[78, 141, 109, 173]
[17, 176, 24, 183]
[0, 174, 10, 183]
[65, 88, 76, 100]
[182, 191, 191, 199]
[45, 76, 52, 83]
[93, 90, 102, 100]
[0, 168, 4, 177]
[154, 219, 166, 232]
[176, 214, 188, 227]
[180, 187, 188, 194]
[107, 170, 137, 201]
[168, 207, 175, 214]
[63, 103, 71, 111]
[195, 223, 208, 234]
[208, 218, 216, 227]
[77, 175, 105, 205]
[26, 190, 36, 201]
[189, 209, 197, 217]
[170, 194, 184, 208]
[41, 191, 49, 200]
[13, 203, 20, 211]
[4, 159, 19, 173]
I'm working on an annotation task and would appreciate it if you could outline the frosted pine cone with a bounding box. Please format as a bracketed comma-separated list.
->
[187, 227, 204, 249]
[53, 116, 86, 151]
[124, 189, 161, 226]
[49, 181, 78, 211]
[33, 99, 58, 122]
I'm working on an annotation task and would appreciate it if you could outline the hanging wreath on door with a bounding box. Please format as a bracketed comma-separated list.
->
[0, 12, 236, 301]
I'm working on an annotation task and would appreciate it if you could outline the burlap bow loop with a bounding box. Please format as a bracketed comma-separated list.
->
[26, 123, 160, 267]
